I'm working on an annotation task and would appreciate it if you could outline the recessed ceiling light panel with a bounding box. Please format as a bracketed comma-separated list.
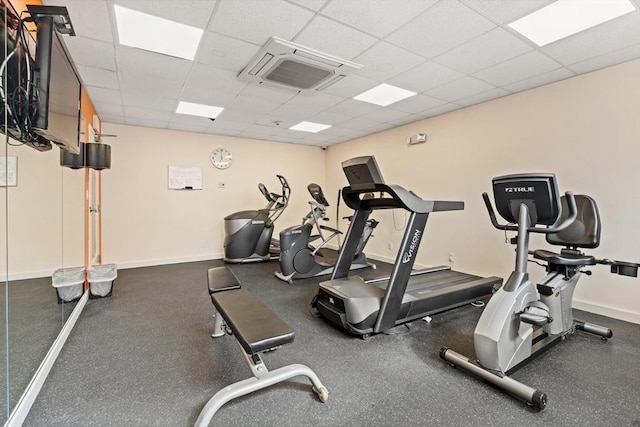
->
[114, 5, 204, 60]
[289, 121, 331, 133]
[353, 83, 417, 106]
[176, 101, 224, 118]
[509, 0, 636, 47]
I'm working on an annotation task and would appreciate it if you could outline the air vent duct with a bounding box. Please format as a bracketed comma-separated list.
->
[238, 37, 362, 93]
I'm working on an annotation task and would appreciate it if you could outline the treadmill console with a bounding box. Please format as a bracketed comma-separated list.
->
[342, 156, 385, 191]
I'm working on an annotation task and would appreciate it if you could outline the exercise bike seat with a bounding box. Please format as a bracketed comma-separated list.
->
[533, 194, 601, 267]
[533, 249, 597, 266]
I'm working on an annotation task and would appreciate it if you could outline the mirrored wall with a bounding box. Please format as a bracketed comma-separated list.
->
[1, 128, 85, 423]
[1, 0, 85, 422]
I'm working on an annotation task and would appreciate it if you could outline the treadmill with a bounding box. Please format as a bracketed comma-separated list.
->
[314, 156, 502, 338]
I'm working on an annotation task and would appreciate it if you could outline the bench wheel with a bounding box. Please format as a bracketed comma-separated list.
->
[313, 386, 329, 403]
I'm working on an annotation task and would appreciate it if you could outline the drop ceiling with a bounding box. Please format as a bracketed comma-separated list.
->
[44, 0, 640, 146]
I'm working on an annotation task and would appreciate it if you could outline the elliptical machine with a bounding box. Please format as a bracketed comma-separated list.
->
[441, 173, 639, 410]
[275, 183, 377, 283]
[223, 175, 290, 263]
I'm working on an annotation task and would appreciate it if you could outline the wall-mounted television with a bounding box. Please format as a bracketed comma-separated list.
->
[31, 15, 81, 154]
[0, 3, 44, 147]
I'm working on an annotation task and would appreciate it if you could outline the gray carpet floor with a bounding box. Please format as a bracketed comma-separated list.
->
[22, 257, 640, 427]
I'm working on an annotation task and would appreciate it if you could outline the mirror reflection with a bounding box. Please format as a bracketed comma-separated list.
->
[1, 0, 85, 422]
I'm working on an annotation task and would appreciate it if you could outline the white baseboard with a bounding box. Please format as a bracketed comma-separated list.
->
[573, 299, 640, 325]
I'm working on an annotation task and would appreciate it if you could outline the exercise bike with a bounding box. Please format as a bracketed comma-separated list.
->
[223, 175, 290, 263]
[275, 183, 377, 283]
[441, 173, 639, 410]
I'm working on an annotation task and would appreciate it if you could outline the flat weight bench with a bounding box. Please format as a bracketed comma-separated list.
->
[195, 267, 328, 426]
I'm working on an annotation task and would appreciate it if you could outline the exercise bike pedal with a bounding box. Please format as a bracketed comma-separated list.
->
[519, 302, 552, 326]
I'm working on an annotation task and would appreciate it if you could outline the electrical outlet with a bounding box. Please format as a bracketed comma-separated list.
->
[388, 242, 393, 250]
[449, 252, 455, 263]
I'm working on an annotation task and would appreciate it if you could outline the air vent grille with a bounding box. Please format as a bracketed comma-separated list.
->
[238, 37, 362, 93]
[264, 59, 332, 89]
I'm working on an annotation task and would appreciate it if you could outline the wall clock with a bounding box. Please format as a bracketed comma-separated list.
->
[211, 148, 232, 169]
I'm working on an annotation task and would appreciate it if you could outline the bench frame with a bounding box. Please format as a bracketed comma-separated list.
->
[195, 267, 328, 426]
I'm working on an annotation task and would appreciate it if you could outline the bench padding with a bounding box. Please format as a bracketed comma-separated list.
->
[208, 267, 241, 294]
[211, 289, 294, 355]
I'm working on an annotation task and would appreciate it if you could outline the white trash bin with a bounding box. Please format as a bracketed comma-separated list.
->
[52, 267, 85, 303]
[88, 264, 117, 298]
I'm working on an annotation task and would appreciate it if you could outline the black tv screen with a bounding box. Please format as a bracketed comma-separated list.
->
[31, 15, 81, 154]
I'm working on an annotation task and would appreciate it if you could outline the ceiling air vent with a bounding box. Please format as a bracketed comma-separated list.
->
[239, 37, 362, 93]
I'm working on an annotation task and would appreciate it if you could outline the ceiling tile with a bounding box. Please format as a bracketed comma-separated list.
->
[541, 11, 640, 66]
[76, 65, 119, 90]
[181, 64, 248, 105]
[210, 0, 314, 45]
[85, 86, 122, 105]
[285, 92, 345, 113]
[473, 51, 562, 86]
[99, 114, 125, 124]
[425, 76, 496, 102]
[386, 0, 496, 58]
[435, 28, 533, 74]
[216, 108, 264, 124]
[239, 85, 299, 104]
[226, 95, 283, 115]
[294, 15, 378, 60]
[92, 102, 124, 117]
[503, 67, 575, 93]
[455, 88, 511, 107]
[323, 99, 381, 117]
[341, 116, 389, 132]
[306, 111, 352, 126]
[389, 61, 465, 93]
[388, 113, 425, 127]
[205, 128, 240, 137]
[421, 103, 462, 117]
[318, 74, 381, 98]
[121, 92, 177, 112]
[115, 45, 192, 82]
[168, 123, 209, 133]
[287, 0, 328, 12]
[354, 41, 427, 81]
[388, 94, 447, 114]
[461, 0, 554, 24]
[209, 119, 250, 132]
[62, 37, 117, 71]
[569, 44, 640, 75]
[125, 117, 168, 129]
[170, 113, 215, 127]
[48, 0, 640, 147]
[244, 124, 279, 136]
[119, 72, 184, 99]
[320, 0, 437, 38]
[195, 32, 261, 72]
[124, 106, 172, 121]
[44, 0, 113, 43]
[359, 108, 411, 124]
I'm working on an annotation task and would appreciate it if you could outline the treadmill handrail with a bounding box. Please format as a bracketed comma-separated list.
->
[342, 183, 464, 214]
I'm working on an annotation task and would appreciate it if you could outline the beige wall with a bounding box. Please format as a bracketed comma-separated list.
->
[5, 60, 638, 323]
[99, 123, 326, 268]
[326, 59, 640, 323]
[1, 143, 84, 279]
